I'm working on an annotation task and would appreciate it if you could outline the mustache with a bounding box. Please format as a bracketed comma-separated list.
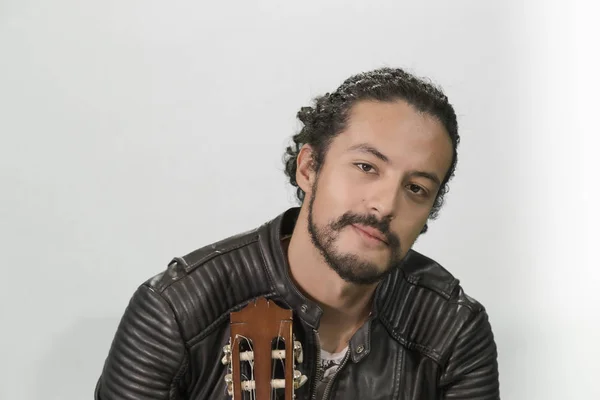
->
[330, 212, 400, 248]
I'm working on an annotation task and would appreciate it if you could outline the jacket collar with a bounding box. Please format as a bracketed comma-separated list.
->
[258, 207, 324, 328]
[257, 207, 459, 329]
[258, 207, 462, 366]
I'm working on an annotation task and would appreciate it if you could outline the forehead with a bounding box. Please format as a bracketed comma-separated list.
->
[330, 99, 453, 175]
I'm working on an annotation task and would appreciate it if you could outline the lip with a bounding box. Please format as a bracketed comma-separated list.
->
[351, 224, 388, 245]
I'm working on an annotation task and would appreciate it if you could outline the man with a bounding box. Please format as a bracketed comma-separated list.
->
[95, 67, 500, 399]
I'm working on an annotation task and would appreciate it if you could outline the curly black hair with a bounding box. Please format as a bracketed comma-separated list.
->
[283, 67, 460, 233]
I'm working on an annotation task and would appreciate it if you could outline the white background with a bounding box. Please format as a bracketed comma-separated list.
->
[1, 1, 598, 399]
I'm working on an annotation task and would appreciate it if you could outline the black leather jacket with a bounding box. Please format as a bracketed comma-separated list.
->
[95, 208, 500, 399]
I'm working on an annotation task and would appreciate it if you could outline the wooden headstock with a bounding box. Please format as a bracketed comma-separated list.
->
[221, 297, 308, 399]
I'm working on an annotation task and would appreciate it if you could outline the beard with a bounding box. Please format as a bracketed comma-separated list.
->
[306, 182, 404, 285]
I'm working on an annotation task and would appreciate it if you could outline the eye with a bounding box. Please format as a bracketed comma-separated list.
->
[355, 163, 376, 173]
[407, 184, 426, 195]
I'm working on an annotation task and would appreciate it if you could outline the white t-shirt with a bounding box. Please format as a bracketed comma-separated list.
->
[314, 345, 349, 398]
[320, 346, 348, 379]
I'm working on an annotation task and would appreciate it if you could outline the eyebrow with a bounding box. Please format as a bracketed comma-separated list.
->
[347, 143, 442, 187]
[347, 143, 390, 163]
[407, 170, 442, 188]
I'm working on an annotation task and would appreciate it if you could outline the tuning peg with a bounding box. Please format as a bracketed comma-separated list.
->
[221, 344, 231, 365]
[224, 373, 233, 396]
[293, 341, 303, 364]
[293, 370, 308, 389]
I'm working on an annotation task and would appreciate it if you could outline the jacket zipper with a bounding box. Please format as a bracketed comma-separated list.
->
[320, 349, 350, 400]
[310, 329, 323, 400]
[309, 313, 373, 399]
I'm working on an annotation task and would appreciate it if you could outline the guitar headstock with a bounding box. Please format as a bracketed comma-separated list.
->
[221, 297, 308, 399]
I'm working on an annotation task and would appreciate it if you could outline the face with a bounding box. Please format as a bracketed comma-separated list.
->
[300, 99, 453, 285]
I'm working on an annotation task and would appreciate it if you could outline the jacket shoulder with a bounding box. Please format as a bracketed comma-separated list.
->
[143, 226, 275, 343]
[378, 250, 487, 364]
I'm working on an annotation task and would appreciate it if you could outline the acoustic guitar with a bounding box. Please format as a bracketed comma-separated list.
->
[221, 297, 309, 399]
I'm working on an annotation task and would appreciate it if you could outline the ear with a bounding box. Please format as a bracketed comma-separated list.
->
[295, 144, 318, 197]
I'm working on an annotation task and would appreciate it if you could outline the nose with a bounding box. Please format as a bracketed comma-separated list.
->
[365, 179, 401, 221]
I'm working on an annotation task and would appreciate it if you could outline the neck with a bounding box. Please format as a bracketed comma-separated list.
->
[285, 207, 377, 352]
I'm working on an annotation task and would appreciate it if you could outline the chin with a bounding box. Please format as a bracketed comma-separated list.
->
[338, 249, 391, 272]
[332, 258, 393, 286]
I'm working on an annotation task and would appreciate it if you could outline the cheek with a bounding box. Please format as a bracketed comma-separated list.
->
[393, 214, 428, 243]
[314, 172, 357, 211]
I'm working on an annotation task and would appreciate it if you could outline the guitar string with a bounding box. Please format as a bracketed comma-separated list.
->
[234, 333, 256, 400]
[271, 319, 287, 399]
[237, 319, 289, 399]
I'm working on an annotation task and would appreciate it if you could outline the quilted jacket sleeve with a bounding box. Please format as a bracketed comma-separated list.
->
[439, 308, 500, 399]
[95, 284, 188, 400]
